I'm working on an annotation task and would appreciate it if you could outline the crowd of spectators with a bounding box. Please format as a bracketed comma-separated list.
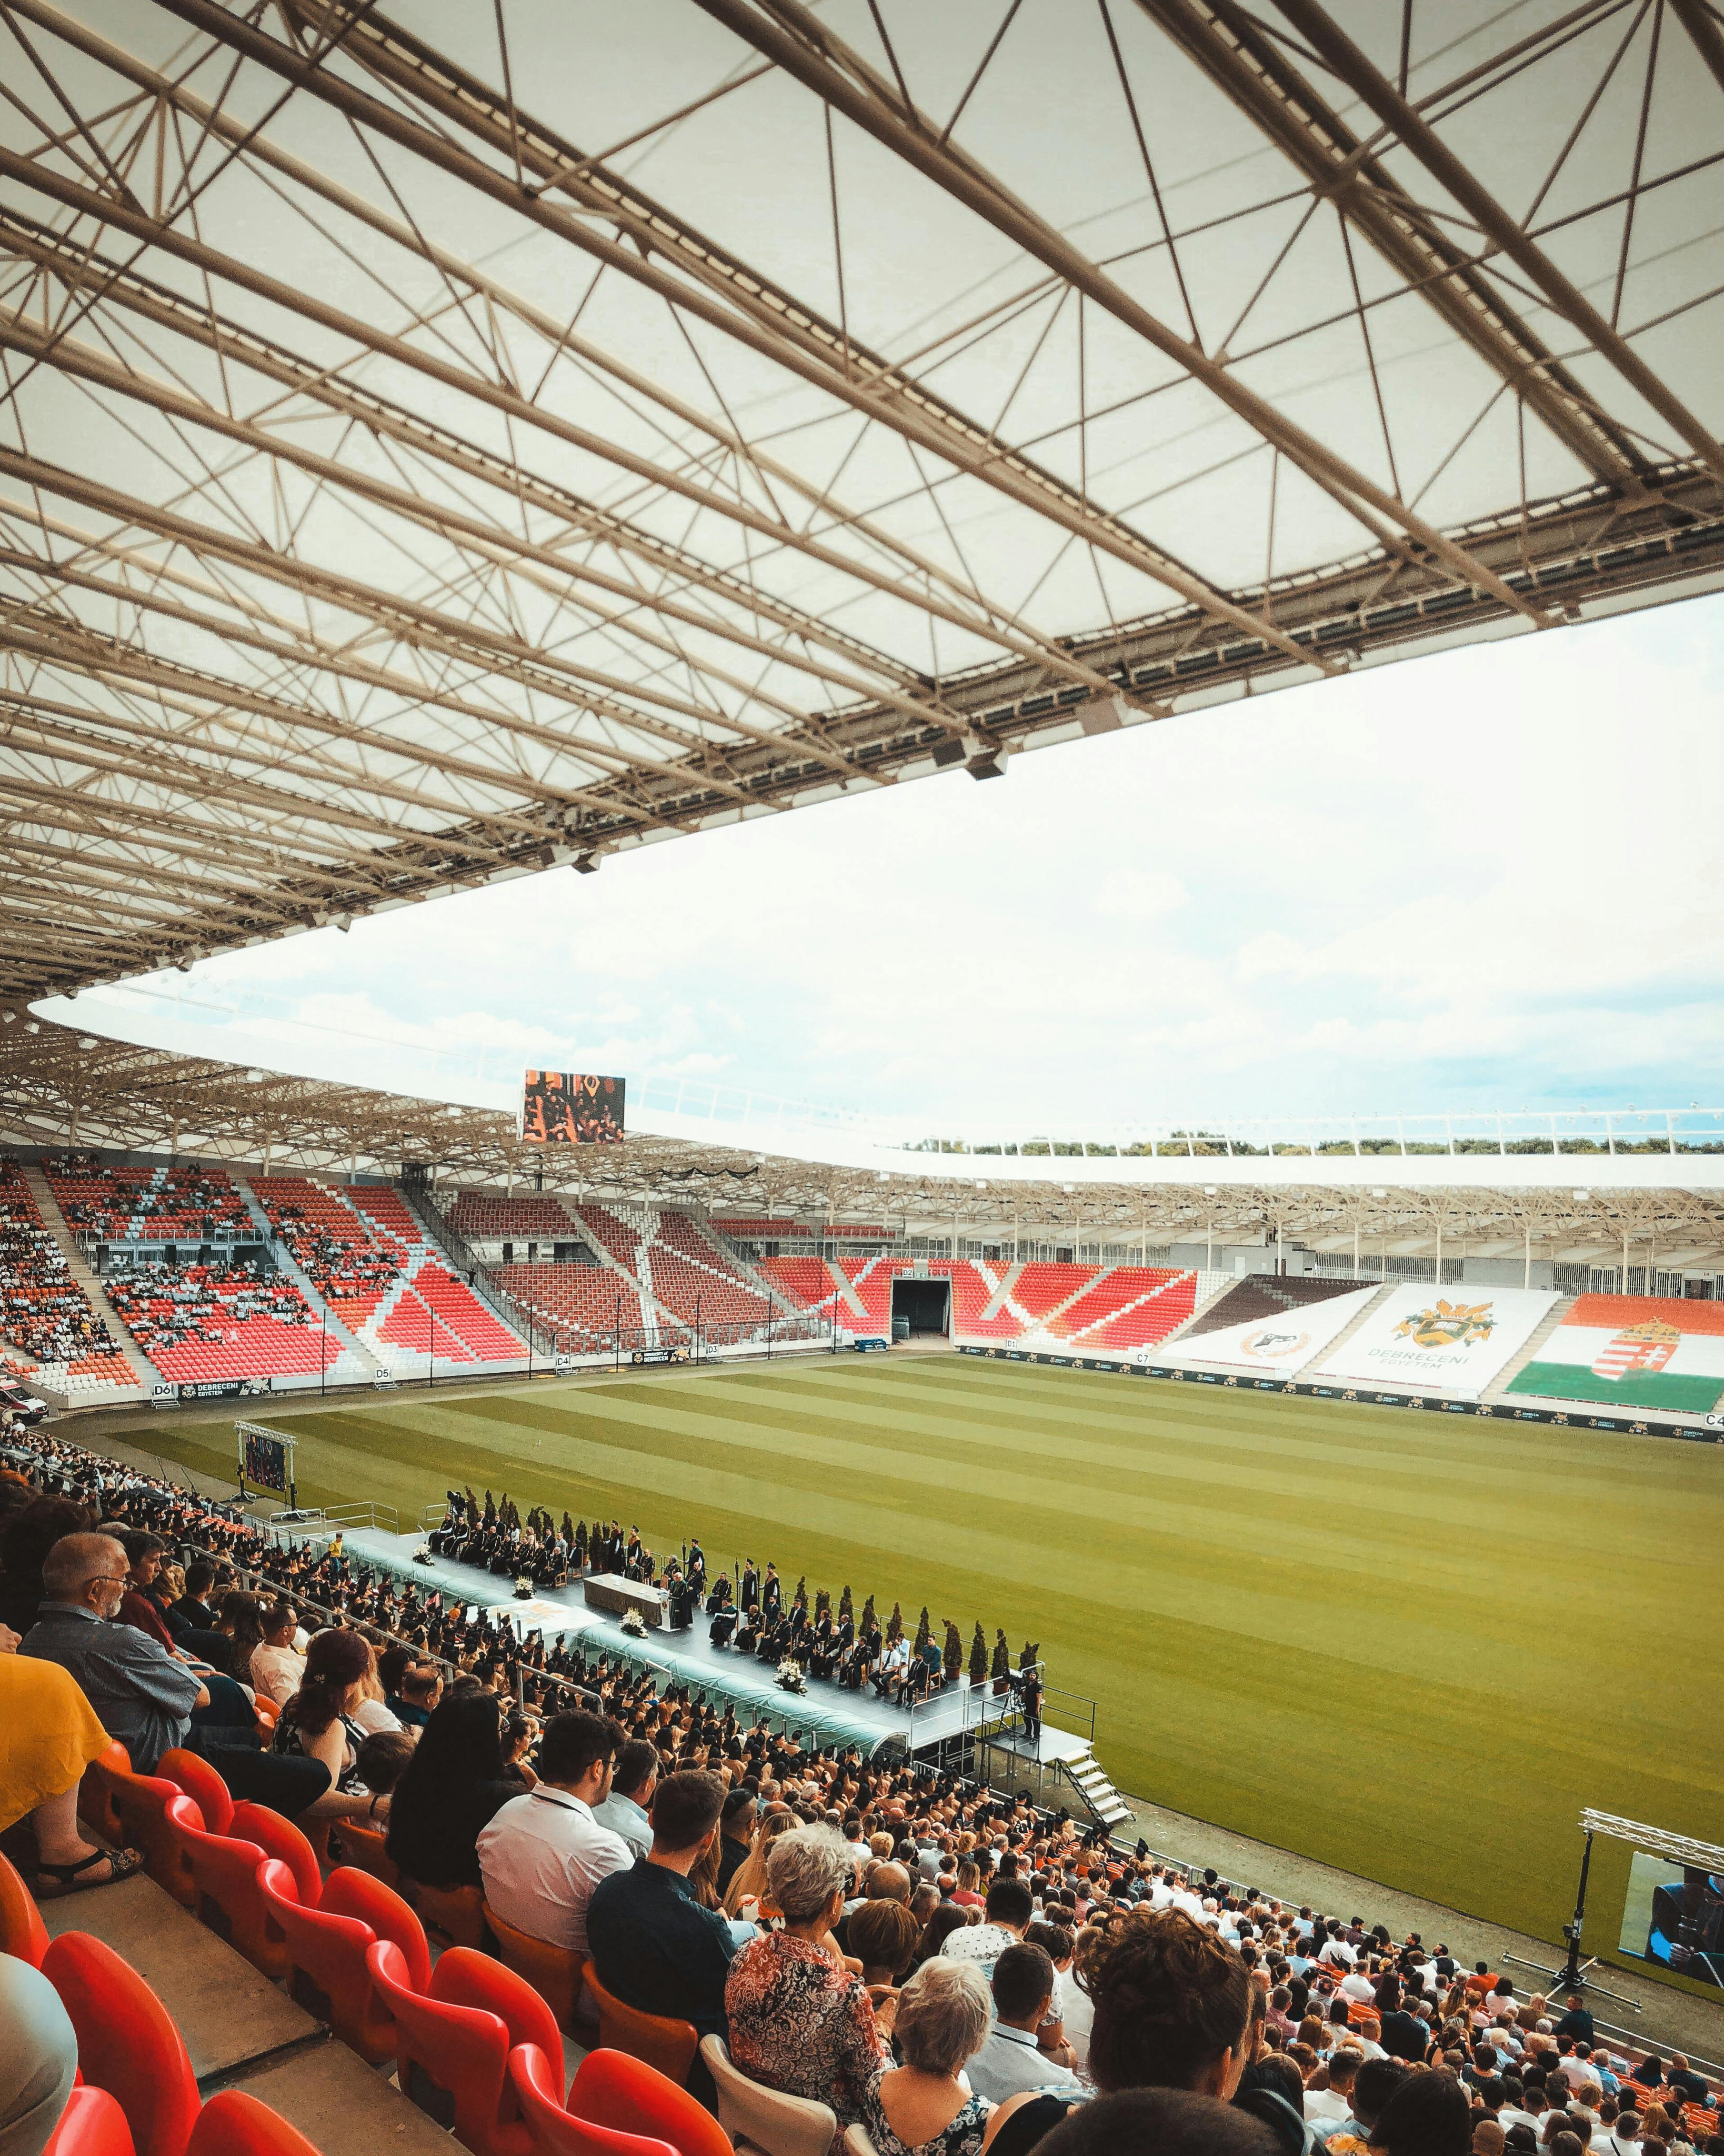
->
[0, 1164, 128, 1375]
[432, 1489, 1038, 1708]
[2, 1424, 1722, 2156]
[256, 1191, 402, 1304]
[103, 1261, 315, 1351]
[46, 1154, 248, 1242]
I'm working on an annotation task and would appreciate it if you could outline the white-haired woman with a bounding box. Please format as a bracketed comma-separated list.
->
[861, 1958, 995, 2156]
[726, 1825, 891, 2150]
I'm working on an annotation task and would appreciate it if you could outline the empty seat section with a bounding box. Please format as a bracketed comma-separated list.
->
[948, 1263, 1020, 1340]
[1090, 1271, 1198, 1349]
[1012, 1263, 1098, 1321]
[414, 1265, 526, 1361]
[839, 1257, 893, 1329]
[756, 1256, 839, 1312]
[446, 1191, 577, 1241]
[495, 1262, 646, 1344]
[1051, 1266, 1187, 1341]
[649, 1214, 771, 1329]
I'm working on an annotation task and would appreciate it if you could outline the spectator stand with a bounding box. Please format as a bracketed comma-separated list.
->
[0, 1156, 139, 1395]
[19, 1421, 1724, 2087]
[246, 1176, 529, 1381]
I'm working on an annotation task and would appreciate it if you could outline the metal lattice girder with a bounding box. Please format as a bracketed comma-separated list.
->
[686, 0, 1555, 623]
[0, 0, 1721, 1001]
[0, 1015, 1719, 1269]
[144, 0, 1329, 671]
[1134, 0, 1650, 485]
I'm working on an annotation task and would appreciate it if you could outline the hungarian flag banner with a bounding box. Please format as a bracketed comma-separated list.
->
[1508, 1295, 1724, 1414]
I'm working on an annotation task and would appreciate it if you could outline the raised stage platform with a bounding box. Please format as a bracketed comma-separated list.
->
[288, 1522, 1076, 1764]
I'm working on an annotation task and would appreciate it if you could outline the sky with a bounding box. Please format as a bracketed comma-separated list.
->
[46, 587, 1724, 1136]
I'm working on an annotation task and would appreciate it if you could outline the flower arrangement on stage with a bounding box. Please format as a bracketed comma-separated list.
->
[620, 1607, 648, 1639]
[514, 1574, 534, 1600]
[776, 1657, 807, 1694]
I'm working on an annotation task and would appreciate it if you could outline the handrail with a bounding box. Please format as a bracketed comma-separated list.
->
[397, 1182, 559, 1356]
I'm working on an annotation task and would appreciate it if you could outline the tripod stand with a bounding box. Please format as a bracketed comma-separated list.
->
[1502, 1829, 1641, 2010]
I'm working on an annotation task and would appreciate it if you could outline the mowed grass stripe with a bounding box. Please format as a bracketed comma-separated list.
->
[147, 1356, 1720, 1949]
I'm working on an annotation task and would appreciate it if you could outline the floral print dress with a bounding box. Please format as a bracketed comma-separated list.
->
[725, 1932, 891, 2149]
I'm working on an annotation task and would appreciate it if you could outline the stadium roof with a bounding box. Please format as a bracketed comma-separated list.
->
[4, 1012, 1721, 1267]
[3, 0, 1723, 999]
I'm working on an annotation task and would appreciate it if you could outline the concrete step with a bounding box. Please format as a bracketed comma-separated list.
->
[38, 1854, 484, 2155]
[41, 1867, 319, 2087]
[1485, 1294, 1576, 1401]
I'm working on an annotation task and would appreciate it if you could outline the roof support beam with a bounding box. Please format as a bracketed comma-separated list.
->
[0, 162, 1024, 746]
[3, 0, 1100, 680]
[1269, 0, 1724, 487]
[1670, 0, 1724, 98]
[1131, 0, 1646, 485]
[0, 308, 817, 784]
[689, 0, 1552, 627]
[0, 443, 756, 812]
[140, 0, 1326, 671]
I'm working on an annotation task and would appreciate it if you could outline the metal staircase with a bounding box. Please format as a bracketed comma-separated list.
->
[1060, 1743, 1134, 1830]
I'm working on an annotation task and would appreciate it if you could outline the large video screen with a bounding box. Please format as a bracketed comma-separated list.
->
[1618, 1852, 1724, 1987]
[520, 1071, 626, 1145]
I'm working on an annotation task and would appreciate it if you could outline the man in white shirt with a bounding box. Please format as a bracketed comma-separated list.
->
[1590, 2110, 1641, 2156]
[591, 1738, 657, 1861]
[478, 1710, 630, 1955]
[1307, 2049, 1365, 2124]
[941, 1878, 1065, 2019]
[1340, 1968, 1377, 2006]
[965, 1945, 1079, 2105]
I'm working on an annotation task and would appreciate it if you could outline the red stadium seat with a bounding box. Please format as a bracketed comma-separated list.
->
[508, 2047, 675, 2156]
[78, 1741, 131, 1846]
[368, 1942, 559, 2156]
[168, 1801, 279, 1977]
[229, 1804, 322, 1906]
[44, 2088, 136, 2156]
[183, 2092, 323, 2156]
[42, 1932, 201, 2156]
[579, 1969, 697, 2088]
[156, 1751, 233, 1836]
[257, 1861, 428, 2065]
[0, 1844, 51, 1965]
[109, 1770, 200, 1908]
[567, 2052, 729, 2156]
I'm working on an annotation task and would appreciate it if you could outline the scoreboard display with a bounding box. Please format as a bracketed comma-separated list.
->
[520, 1071, 626, 1145]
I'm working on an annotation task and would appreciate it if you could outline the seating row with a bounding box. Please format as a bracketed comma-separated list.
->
[6, 1744, 737, 2156]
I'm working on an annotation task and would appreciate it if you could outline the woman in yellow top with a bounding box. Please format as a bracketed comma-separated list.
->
[0, 1619, 144, 1895]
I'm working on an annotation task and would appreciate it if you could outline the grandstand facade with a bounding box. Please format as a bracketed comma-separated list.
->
[0, 1014, 1719, 1435]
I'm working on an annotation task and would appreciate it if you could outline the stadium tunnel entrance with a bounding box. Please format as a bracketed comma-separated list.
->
[891, 1275, 950, 1341]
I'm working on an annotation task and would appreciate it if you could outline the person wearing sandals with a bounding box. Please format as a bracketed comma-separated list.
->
[1, 1596, 144, 1899]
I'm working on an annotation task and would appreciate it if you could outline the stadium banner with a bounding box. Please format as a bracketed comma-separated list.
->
[957, 1345, 1723, 1441]
[519, 1070, 626, 1145]
[1507, 1294, 1724, 1414]
[1309, 1284, 1558, 1399]
[1161, 1283, 1380, 1376]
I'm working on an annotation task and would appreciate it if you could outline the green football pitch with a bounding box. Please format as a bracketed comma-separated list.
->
[143, 1353, 1721, 1953]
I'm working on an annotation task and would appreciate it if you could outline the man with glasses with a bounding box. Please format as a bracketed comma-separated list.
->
[20, 1532, 206, 1771]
